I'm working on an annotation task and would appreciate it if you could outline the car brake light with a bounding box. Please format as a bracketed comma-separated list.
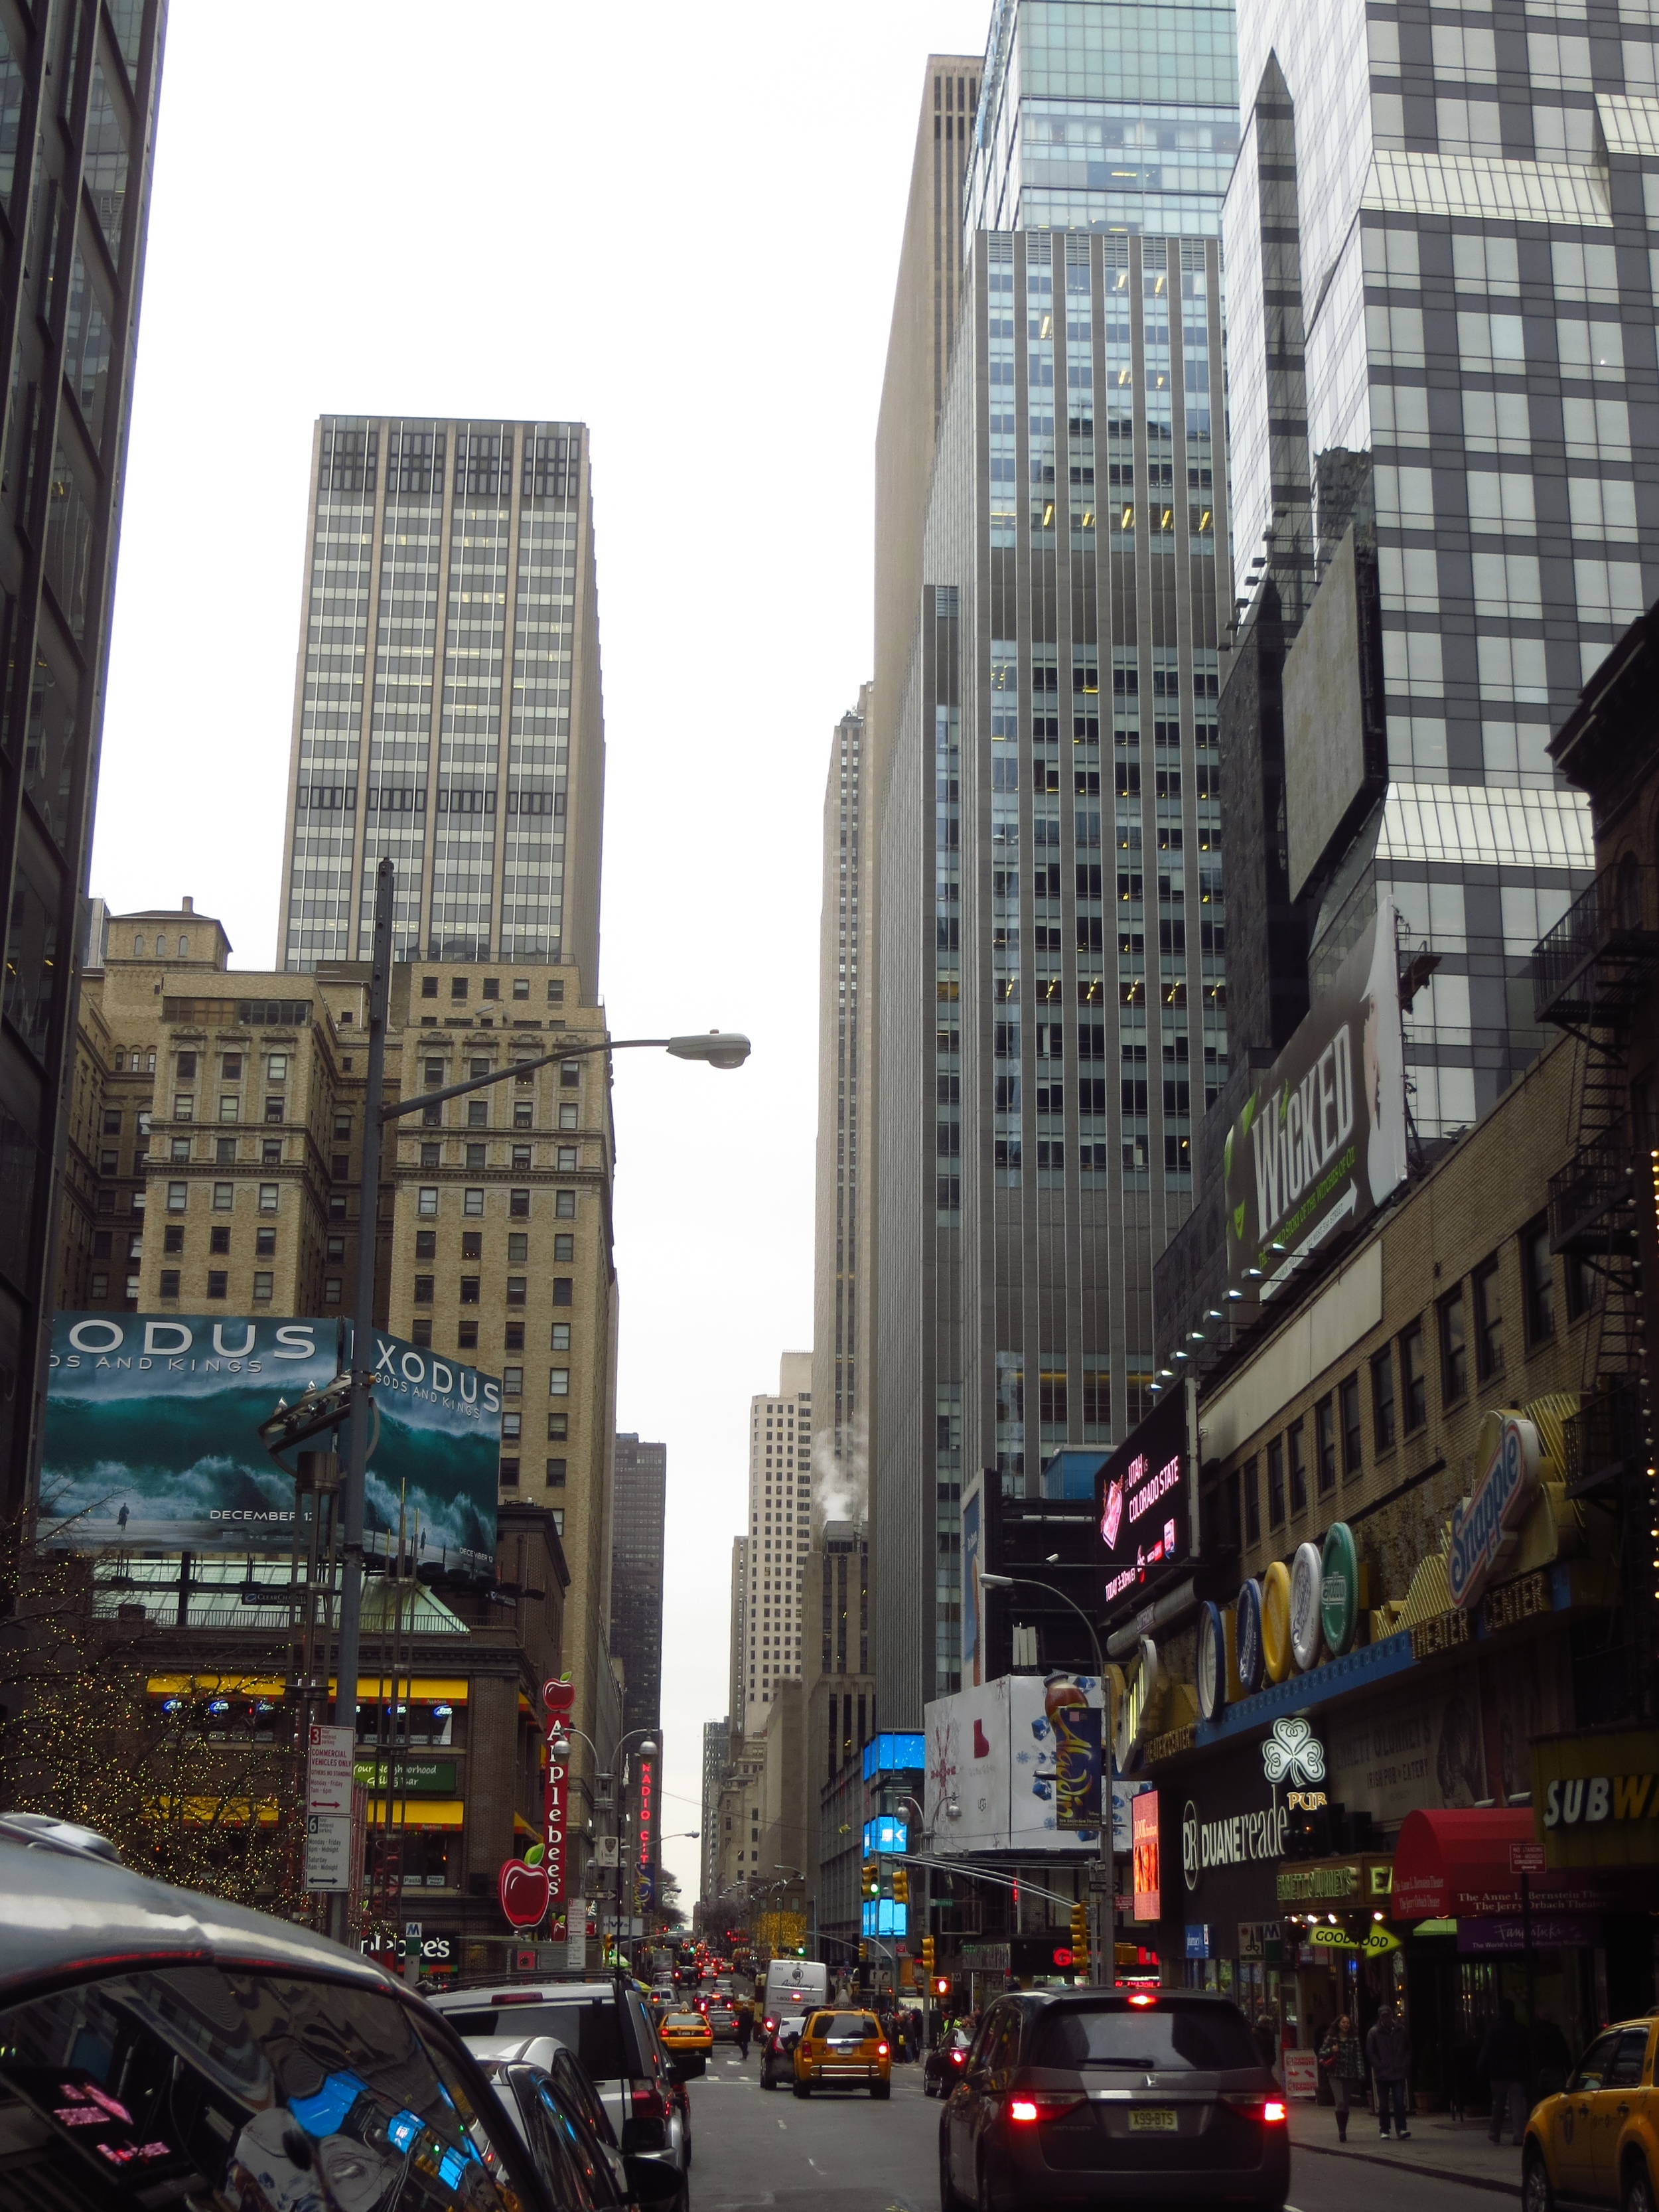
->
[877, 2043, 889, 2057]
[630, 2079, 670, 2120]
[1010, 2099, 1040, 2123]
[1008, 2094, 1082, 2124]
[1224, 2095, 1288, 2123]
[1127, 1993, 1155, 2008]
[1264, 2101, 1287, 2124]
[950, 2051, 967, 2066]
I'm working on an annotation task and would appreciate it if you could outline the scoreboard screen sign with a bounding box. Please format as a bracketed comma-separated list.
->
[1095, 1382, 1192, 1618]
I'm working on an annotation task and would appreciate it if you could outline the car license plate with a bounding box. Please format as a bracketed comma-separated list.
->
[1129, 2108, 1179, 2132]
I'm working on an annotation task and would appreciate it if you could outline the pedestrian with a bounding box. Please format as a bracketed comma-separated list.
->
[1477, 1998, 1530, 2145]
[1366, 2002, 1412, 2140]
[906, 2007, 922, 2063]
[1254, 2011, 1279, 2077]
[1318, 2014, 1366, 2143]
[735, 1996, 753, 2059]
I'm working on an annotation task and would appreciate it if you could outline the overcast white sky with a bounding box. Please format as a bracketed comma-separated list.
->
[90, 0, 991, 1916]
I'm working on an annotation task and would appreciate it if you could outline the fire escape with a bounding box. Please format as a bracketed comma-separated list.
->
[1532, 856, 1659, 1718]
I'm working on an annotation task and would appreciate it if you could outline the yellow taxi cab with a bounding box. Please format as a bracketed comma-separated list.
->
[658, 2010, 713, 2077]
[1524, 2015, 1658, 2212]
[792, 2008, 891, 2101]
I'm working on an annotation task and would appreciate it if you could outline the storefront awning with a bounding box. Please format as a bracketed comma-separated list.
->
[1392, 1808, 1578, 1918]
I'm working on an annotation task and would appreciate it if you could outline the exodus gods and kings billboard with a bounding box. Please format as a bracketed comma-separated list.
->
[40, 1314, 500, 1572]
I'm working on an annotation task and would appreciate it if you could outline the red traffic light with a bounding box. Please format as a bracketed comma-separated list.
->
[932, 1977, 950, 1996]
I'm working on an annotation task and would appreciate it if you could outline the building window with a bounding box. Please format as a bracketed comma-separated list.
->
[1340, 1373, 1362, 1477]
[333, 1114, 351, 1142]
[558, 1102, 578, 1130]
[510, 1145, 532, 1171]
[460, 1278, 480, 1305]
[174, 1094, 194, 1122]
[216, 1138, 236, 1165]
[461, 1231, 482, 1261]
[163, 1225, 183, 1255]
[418, 1187, 439, 1217]
[421, 1142, 440, 1168]
[1242, 1455, 1260, 1546]
[258, 1184, 279, 1213]
[550, 1508, 563, 1535]
[1372, 1347, 1396, 1449]
[508, 1232, 528, 1262]
[414, 1276, 435, 1304]
[1400, 1321, 1427, 1432]
[547, 1458, 567, 1486]
[421, 976, 438, 999]
[1287, 1420, 1307, 1514]
[465, 1144, 486, 1171]
[505, 1322, 524, 1351]
[510, 1187, 530, 1217]
[555, 1190, 576, 1218]
[89, 1271, 109, 1299]
[502, 1411, 522, 1441]
[170, 1138, 191, 1162]
[324, 1277, 341, 1304]
[553, 1276, 572, 1306]
[550, 1367, 569, 1396]
[411, 1318, 433, 1347]
[267, 1055, 287, 1080]
[560, 1060, 579, 1088]
[209, 1226, 230, 1256]
[212, 1183, 234, 1211]
[551, 1323, 571, 1353]
[500, 1459, 520, 1487]
[159, 1269, 180, 1297]
[547, 1412, 567, 1439]
[206, 1270, 228, 1300]
[555, 1145, 577, 1172]
[263, 1140, 283, 1165]
[482, 978, 500, 1001]
[218, 1094, 238, 1123]
[467, 1100, 488, 1128]
[514, 1100, 532, 1129]
[451, 977, 468, 1001]
[463, 1189, 485, 1217]
[547, 979, 564, 1004]
[415, 1230, 436, 1260]
[502, 1366, 523, 1396]
[1439, 1285, 1467, 1406]
[167, 1183, 187, 1213]
[1315, 1395, 1336, 1496]
[1522, 1217, 1555, 1345]
[1477, 1265, 1504, 1380]
[506, 1277, 527, 1306]
[554, 1233, 574, 1261]
[256, 1226, 276, 1258]
[513, 977, 529, 1000]
[458, 1319, 478, 1349]
[1267, 1436, 1285, 1528]
[253, 1271, 273, 1301]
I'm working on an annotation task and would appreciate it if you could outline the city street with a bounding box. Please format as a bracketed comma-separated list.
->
[686, 2049, 1523, 2212]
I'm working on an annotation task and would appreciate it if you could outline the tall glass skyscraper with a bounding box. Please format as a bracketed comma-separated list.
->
[276, 417, 605, 988]
[871, 0, 1236, 1725]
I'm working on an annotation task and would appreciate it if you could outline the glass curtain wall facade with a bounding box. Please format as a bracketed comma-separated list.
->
[611, 1432, 666, 1737]
[1222, 0, 1651, 1133]
[277, 417, 604, 991]
[876, 203, 1232, 1722]
[813, 695, 868, 1511]
[0, 0, 165, 1516]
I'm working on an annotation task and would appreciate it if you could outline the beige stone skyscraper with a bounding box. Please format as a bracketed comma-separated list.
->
[739, 1352, 812, 1738]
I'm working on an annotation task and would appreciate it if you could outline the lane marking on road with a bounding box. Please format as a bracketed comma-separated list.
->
[776, 2119, 787, 2130]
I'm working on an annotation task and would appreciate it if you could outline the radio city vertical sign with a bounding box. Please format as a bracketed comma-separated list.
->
[1223, 899, 1408, 1302]
[636, 1748, 655, 1909]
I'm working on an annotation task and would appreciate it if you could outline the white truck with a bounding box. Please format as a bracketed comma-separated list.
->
[761, 1956, 829, 2027]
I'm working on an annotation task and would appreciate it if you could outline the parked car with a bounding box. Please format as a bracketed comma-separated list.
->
[0, 1812, 557, 2210]
[794, 2008, 892, 2100]
[940, 1989, 1289, 2212]
[925, 2026, 974, 2097]
[760, 2017, 805, 2091]
[428, 1972, 691, 2209]
[1523, 2015, 1658, 2212]
[476, 2047, 682, 2212]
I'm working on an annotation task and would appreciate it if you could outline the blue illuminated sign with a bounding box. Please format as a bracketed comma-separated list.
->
[863, 1732, 926, 1781]
[861, 1817, 908, 1855]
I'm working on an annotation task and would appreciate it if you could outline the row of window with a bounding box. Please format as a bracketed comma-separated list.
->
[411, 1276, 573, 1327]
[411, 1229, 571, 1266]
[419, 974, 565, 1003]
[173, 1051, 296, 1084]
[415, 1185, 580, 1218]
[156, 1268, 327, 1305]
[498, 1459, 567, 1491]
[409, 1143, 580, 1173]
[1240, 1218, 1577, 1542]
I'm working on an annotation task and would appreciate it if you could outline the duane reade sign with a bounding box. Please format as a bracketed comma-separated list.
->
[1448, 1410, 1542, 1611]
[1222, 899, 1407, 1302]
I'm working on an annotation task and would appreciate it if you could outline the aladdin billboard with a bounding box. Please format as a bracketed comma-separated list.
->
[41, 1313, 500, 1572]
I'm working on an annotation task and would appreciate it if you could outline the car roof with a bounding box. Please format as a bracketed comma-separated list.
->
[465, 2033, 569, 2067]
[427, 1980, 624, 2009]
[0, 1830, 388, 2004]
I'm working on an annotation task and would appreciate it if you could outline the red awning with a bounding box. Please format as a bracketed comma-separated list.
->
[1392, 1808, 1539, 1918]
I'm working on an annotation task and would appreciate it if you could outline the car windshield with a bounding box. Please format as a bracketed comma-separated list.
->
[1030, 2003, 1260, 2072]
[812, 2014, 879, 2039]
[0, 1963, 535, 2209]
[445, 1999, 630, 2083]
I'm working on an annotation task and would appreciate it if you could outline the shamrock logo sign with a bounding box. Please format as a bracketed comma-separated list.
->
[1260, 1715, 1325, 1789]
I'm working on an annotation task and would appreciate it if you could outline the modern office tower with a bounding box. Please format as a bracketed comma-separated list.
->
[740, 1352, 812, 1734]
[276, 416, 604, 988]
[812, 693, 870, 1518]
[727, 1535, 749, 1740]
[698, 1716, 731, 1915]
[59, 904, 623, 1899]
[610, 1433, 666, 1737]
[1216, 0, 1625, 1144]
[0, 4, 167, 1518]
[870, 0, 1237, 1728]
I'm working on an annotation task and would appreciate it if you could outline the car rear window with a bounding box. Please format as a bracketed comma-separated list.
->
[1031, 2003, 1260, 2072]
[446, 2000, 630, 2083]
[812, 2013, 879, 2039]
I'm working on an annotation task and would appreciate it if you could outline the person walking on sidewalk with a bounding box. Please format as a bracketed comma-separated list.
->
[1478, 1999, 1530, 2145]
[1319, 2014, 1367, 2143]
[1366, 2003, 1412, 2140]
[1254, 2012, 1279, 2078]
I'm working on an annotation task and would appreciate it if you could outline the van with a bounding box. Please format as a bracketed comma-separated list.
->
[762, 1956, 830, 2028]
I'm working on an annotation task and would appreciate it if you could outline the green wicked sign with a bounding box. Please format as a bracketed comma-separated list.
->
[42, 1314, 500, 1571]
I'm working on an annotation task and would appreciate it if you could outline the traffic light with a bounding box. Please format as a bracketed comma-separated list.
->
[933, 1976, 950, 1999]
[861, 1856, 880, 1900]
[893, 1866, 909, 1904]
[921, 1934, 936, 1974]
[859, 1940, 869, 1961]
[1070, 1901, 1090, 1974]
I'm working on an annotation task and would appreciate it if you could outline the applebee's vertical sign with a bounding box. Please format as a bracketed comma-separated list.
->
[1448, 1411, 1541, 1610]
[545, 1676, 574, 1907]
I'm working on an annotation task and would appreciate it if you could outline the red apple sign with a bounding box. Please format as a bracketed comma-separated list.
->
[498, 1856, 549, 1929]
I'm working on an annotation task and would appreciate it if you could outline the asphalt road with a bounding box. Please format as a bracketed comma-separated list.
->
[685, 2043, 1513, 2212]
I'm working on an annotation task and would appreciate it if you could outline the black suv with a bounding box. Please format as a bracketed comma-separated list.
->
[940, 1988, 1290, 2212]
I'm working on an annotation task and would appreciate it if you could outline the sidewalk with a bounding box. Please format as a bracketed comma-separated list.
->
[1289, 2096, 1526, 2196]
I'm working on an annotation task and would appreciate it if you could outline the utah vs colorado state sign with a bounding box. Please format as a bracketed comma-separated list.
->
[1448, 1411, 1541, 1610]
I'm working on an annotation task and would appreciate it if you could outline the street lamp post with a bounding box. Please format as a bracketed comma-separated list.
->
[554, 1724, 658, 1963]
[326, 861, 747, 1940]
[978, 1572, 1110, 1986]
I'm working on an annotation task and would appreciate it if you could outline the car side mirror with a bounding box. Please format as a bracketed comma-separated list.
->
[661, 2059, 683, 2085]
[624, 2156, 687, 2205]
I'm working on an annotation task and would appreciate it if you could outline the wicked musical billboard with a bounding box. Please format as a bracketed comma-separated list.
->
[40, 1314, 500, 1571]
